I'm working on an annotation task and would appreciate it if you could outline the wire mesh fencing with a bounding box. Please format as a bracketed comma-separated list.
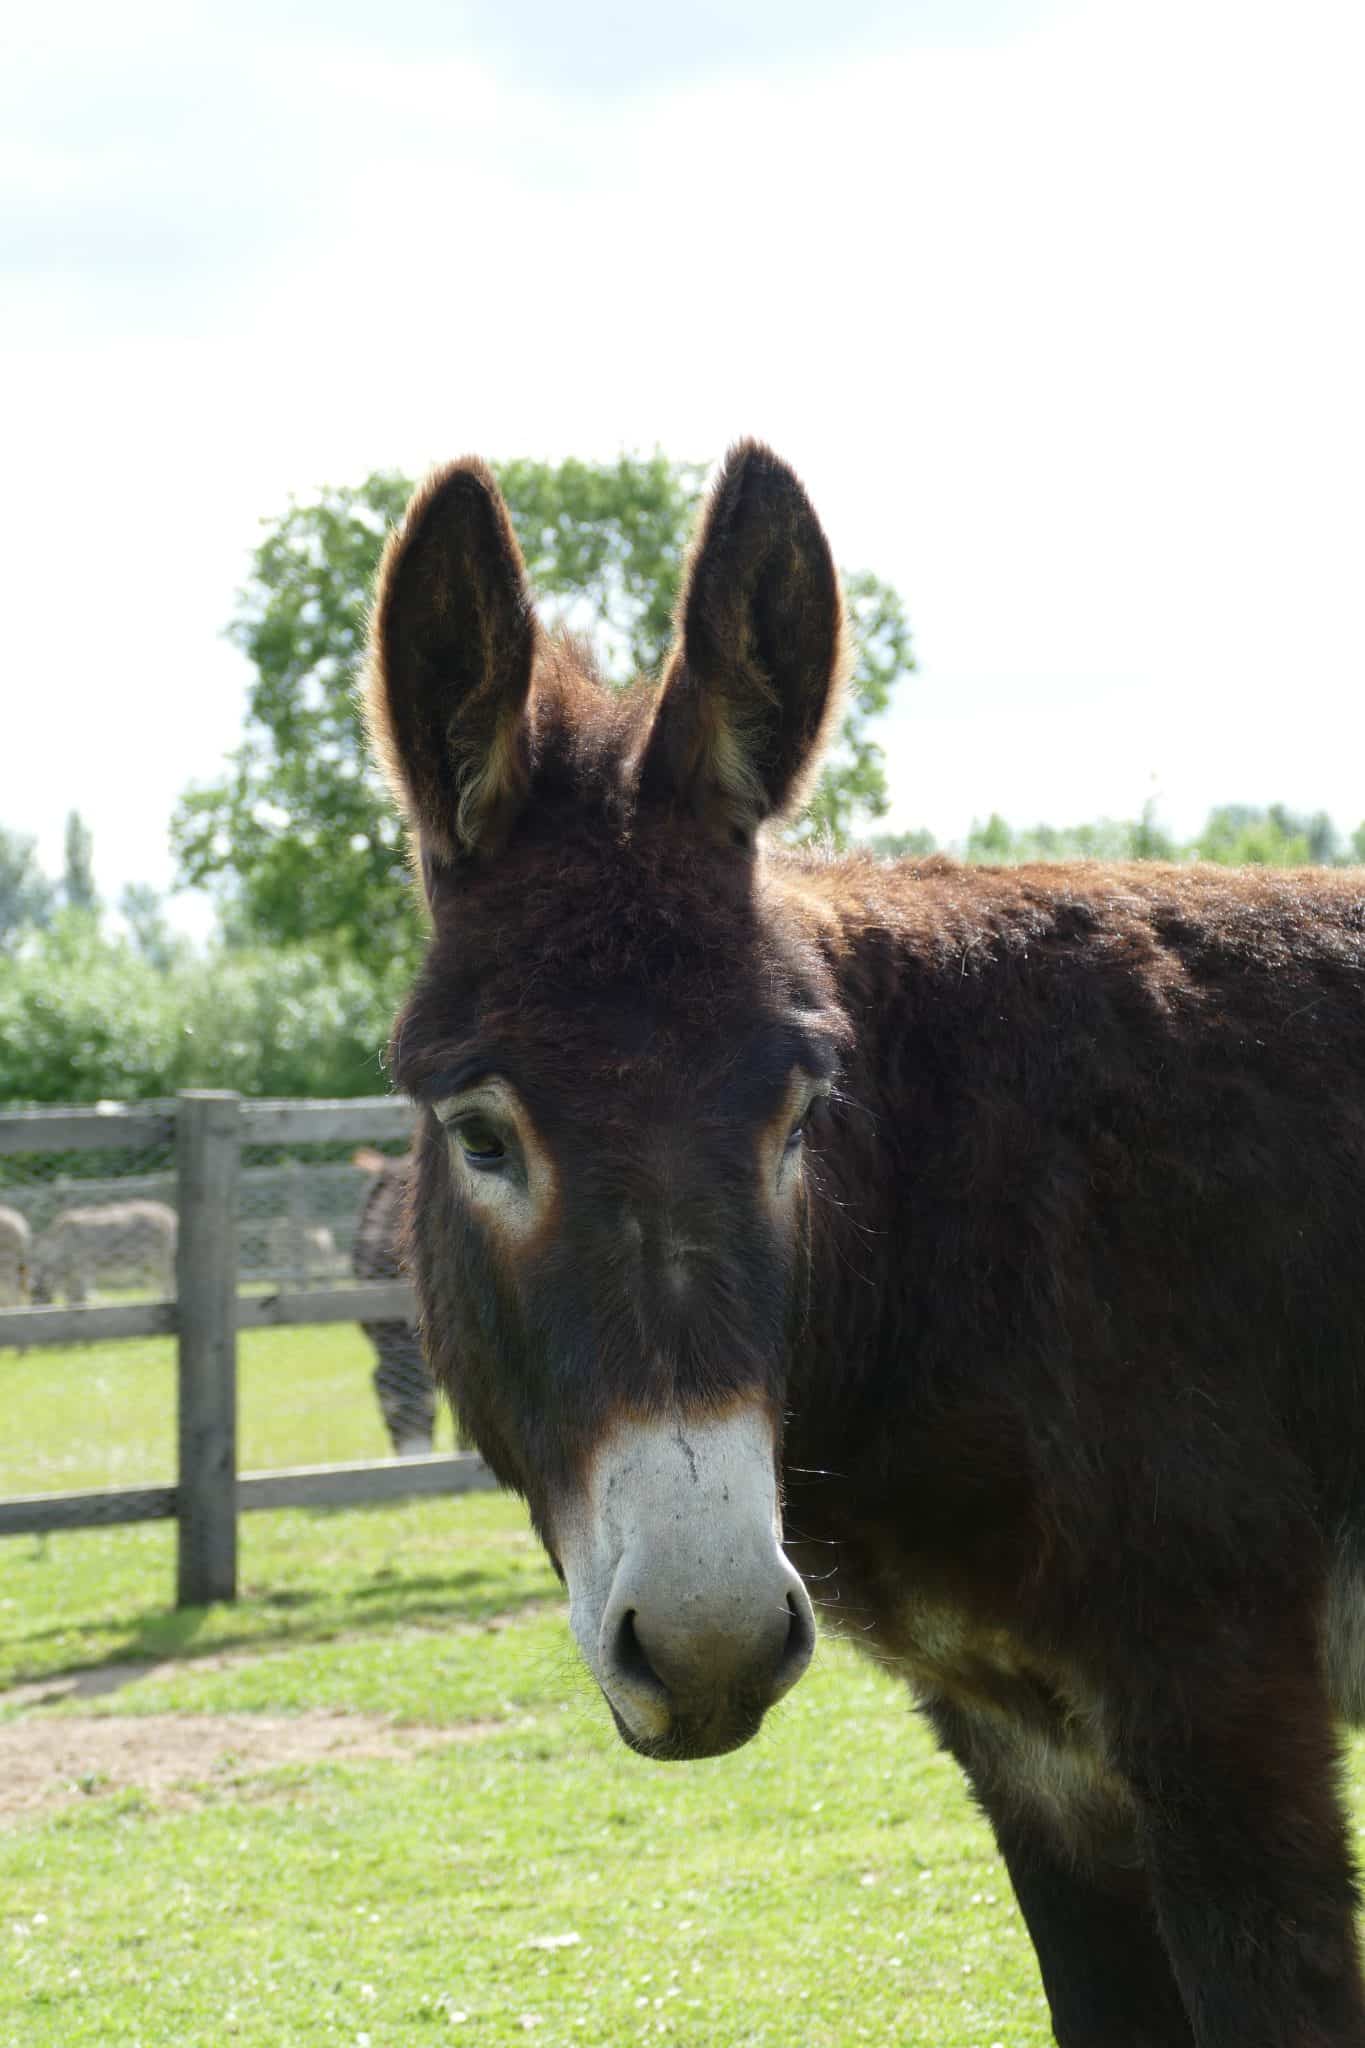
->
[237, 1124, 438, 1457]
[0, 1096, 494, 1598]
[237, 1136, 409, 1290]
[0, 1116, 177, 1309]
[0, 1115, 416, 1306]
[0, 1102, 183, 1511]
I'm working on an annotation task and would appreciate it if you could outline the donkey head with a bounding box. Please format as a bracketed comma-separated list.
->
[367, 443, 851, 1759]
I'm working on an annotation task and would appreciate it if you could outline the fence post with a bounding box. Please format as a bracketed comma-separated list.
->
[176, 1090, 241, 1605]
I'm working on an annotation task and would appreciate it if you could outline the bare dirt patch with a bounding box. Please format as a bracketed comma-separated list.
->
[0, 1710, 502, 1819]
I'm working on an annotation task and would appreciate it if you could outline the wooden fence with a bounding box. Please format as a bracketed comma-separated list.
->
[0, 1092, 497, 1603]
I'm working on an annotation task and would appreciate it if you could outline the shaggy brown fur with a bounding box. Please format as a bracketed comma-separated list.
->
[367, 440, 1365, 2047]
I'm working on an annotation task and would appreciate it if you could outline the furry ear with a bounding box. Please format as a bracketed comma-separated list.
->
[640, 441, 849, 839]
[365, 460, 536, 869]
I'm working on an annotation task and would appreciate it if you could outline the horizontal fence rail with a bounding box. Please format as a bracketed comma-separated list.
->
[0, 1091, 496, 1600]
[0, 1095, 415, 1154]
[238, 1098, 416, 1146]
[0, 1453, 498, 1539]
[0, 1280, 417, 1352]
[0, 1105, 179, 1154]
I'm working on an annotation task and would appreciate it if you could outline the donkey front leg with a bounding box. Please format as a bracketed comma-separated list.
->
[1117, 1631, 1365, 2047]
[929, 1698, 1195, 2047]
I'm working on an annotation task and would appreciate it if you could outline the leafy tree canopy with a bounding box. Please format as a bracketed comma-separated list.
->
[62, 809, 98, 912]
[173, 455, 915, 972]
[0, 825, 56, 953]
[912, 802, 1362, 869]
[118, 883, 181, 973]
[0, 912, 408, 1106]
[861, 827, 939, 861]
[963, 802, 1178, 865]
[1188, 802, 1340, 868]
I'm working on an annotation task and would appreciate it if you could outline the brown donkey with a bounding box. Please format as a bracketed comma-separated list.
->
[367, 443, 1365, 2047]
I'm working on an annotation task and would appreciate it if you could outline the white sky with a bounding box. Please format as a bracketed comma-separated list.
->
[2, 0, 1362, 928]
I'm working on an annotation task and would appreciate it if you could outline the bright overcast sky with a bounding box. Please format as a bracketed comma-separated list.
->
[3, 0, 1362, 924]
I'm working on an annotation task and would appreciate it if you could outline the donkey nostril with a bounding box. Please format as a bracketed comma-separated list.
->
[775, 1588, 816, 1692]
[612, 1608, 668, 1699]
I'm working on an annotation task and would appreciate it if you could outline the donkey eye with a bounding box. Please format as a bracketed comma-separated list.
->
[785, 1086, 831, 1154]
[786, 1105, 817, 1152]
[452, 1116, 507, 1167]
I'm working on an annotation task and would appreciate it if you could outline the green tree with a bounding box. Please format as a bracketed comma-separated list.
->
[0, 914, 408, 1105]
[119, 883, 180, 973]
[493, 453, 706, 678]
[957, 801, 1351, 870]
[173, 456, 915, 968]
[801, 569, 915, 844]
[1131, 798, 1178, 861]
[965, 808, 1178, 864]
[965, 812, 1017, 862]
[862, 827, 938, 860]
[62, 810, 98, 913]
[0, 826, 55, 951]
[1191, 804, 1319, 867]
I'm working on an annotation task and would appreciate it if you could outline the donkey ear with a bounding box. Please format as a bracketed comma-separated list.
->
[365, 460, 536, 869]
[640, 441, 849, 838]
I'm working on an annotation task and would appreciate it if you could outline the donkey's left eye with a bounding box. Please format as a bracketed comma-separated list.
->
[785, 1087, 830, 1154]
[785, 1107, 815, 1153]
[453, 1117, 506, 1167]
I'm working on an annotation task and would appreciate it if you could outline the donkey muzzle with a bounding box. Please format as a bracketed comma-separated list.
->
[557, 1407, 815, 1760]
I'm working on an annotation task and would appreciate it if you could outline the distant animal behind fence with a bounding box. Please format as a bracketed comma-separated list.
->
[0, 1205, 31, 1306]
[31, 1199, 177, 1305]
[265, 1217, 340, 1284]
[350, 1150, 435, 1456]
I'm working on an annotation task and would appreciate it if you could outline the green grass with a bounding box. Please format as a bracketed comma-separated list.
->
[0, 1495, 560, 1697]
[0, 1499, 1050, 2048]
[0, 1323, 456, 1497]
[3, 1335, 1361, 2044]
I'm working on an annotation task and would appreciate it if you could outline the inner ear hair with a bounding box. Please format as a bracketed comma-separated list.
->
[641, 440, 850, 837]
[365, 460, 537, 868]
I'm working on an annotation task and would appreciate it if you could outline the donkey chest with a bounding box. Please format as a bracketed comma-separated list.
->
[882, 1595, 1066, 1719]
[794, 1523, 1044, 1694]
[867, 1594, 1133, 1855]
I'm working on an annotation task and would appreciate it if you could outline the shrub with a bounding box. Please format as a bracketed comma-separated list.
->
[0, 914, 406, 1105]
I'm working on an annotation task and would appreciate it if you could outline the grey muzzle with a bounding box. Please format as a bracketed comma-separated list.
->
[556, 1408, 815, 1758]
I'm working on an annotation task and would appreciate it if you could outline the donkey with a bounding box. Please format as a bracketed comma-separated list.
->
[366, 442, 1365, 2047]
[350, 1150, 436, 1456]
[0, 1204, 31, 1307]
[31, 1199, 177, 1305]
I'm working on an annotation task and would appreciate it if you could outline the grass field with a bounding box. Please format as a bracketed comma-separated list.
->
[4, 1330, 1364, 2046]
[0, 1323, 456, 1498]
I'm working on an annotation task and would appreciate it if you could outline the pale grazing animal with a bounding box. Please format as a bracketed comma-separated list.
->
[0, 1205, 31, 1307]
[32, 1200, 177, 1305]
[266, 1218, 339, 1283]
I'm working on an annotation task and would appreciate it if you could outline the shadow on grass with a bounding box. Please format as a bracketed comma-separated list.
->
[0, 1536, 564, 1695]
